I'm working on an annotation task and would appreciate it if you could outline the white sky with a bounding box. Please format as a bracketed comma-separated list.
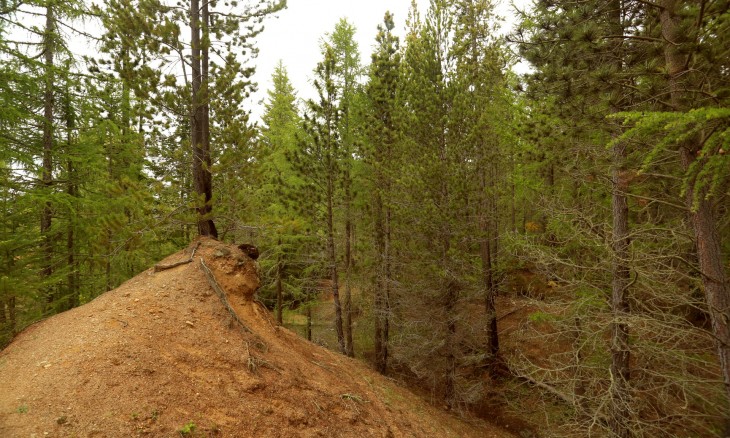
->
[248, 0, 528, 123]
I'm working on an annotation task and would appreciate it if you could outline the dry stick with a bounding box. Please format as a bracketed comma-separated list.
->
[514, 371, 575, 405]
[199, 257, 255, 336]
[497, 305, 529, 322]
[153, 241, 201, 272]
[511, 365, 610, 425]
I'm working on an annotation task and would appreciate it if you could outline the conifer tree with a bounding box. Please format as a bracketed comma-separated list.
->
[363, 11, 401, 374]
[514, 0, 730, 434]
[325, 18, 362, 358]
[397, 0, 469, 408]
[257, 61, 309, 324]
[450, 0, 508, 373]
[290, 46, 346, 354]
[98, 0, 285, 238]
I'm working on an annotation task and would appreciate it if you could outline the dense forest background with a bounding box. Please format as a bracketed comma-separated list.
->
[1, 0, 729, 436]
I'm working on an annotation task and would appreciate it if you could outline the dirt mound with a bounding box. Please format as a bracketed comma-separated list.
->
[0, 238, 509, 437]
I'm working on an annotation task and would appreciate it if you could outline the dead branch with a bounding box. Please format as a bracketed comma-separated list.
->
[509, 364, 610, 426]
[515, 371, 575, 405]
[153, 241, 201, 272]
[497, 305, 528, 322]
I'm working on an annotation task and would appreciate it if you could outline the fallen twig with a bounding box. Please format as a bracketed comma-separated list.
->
[515, 372, 575, 405]
[497, 305, 529, 322]
[510, 364, 609, 425]
[153, 241, 201, 272]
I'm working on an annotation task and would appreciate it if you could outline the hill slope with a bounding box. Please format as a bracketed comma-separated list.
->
[0, 238, 509, 437]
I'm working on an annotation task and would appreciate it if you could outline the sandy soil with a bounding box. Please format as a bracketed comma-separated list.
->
[0, 238, 511, 438]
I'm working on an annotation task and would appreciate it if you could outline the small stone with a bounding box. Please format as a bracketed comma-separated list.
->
[185, 321, 194, 328]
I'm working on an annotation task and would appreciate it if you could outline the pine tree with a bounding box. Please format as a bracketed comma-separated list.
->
[257, 61, 310, 325]
[325, 18, 362, 358]
[289, 46, 347, 354]
[363, 11, 401, 374]
[98, 0, 285, 239]
[514, 0, 730, 434]
[449, 0, 509, 374]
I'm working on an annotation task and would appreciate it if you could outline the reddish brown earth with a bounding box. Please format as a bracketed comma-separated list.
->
[0, 238, 511, 438]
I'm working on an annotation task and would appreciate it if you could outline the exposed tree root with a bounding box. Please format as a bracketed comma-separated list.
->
[199, 257, 255, 335]
[153, 241, 201, 272]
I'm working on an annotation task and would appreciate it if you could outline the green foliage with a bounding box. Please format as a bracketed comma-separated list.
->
[178, 420, 196, 436]
[528, 311, 556, 323]
[612, 108, 730, 211]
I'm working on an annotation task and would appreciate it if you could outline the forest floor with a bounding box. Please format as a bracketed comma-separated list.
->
[0, 238, 513, 438]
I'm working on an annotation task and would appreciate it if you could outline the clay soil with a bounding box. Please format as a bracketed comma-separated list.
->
[0, 238, 512, 438]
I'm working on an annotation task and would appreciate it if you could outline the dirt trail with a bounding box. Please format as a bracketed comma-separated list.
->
[0, 238, 510, 437]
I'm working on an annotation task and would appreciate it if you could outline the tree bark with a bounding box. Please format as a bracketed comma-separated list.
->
[609, 141, 632, 438]
[41, 3, 55, 308]
[606, 3, 633, 434]
[480, 171, 499, 371]
[660, 0, 730, 430]
[8, 296, 15, 335]
[276, 237, 283, 325]
[326, 173, 346, 354]
[306, 301, 312, 341]
[344, 190, 354, 357]
[66, 163, 77, 308]
[373, 187, 391, 374]
[191, 0, 216, 238]
[105, 229, 112, 291]
[66, 87, 78, 310]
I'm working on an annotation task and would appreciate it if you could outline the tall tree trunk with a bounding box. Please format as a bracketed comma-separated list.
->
[439, 124, 457, 409]
[606, 4, 633, 434]
[66, 159, 77, 308]
[480, 171, 499, 371]
[444, 236, 457, 409]
[201, 1, 216, 238]
[105, 229, 113, 292]
[384, 206, 391, 368]
[41, 3, 55, 309]
[373, 187, 390, 374]
[306, 303, 312, 342]
[6, 296, 16, 338]
[0, 301, 5, 326]
[491, 160, 500, 257]
[276, 237, 283, 325]
[191, 0, 216, 238]
[510, 152, 516, 233]
[326, 174, 346, 354]
[609, 140, 632, 438]
[660, 0, 730, 430]
[66, 86, 78, 310]
[344, 184, 354, 357]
